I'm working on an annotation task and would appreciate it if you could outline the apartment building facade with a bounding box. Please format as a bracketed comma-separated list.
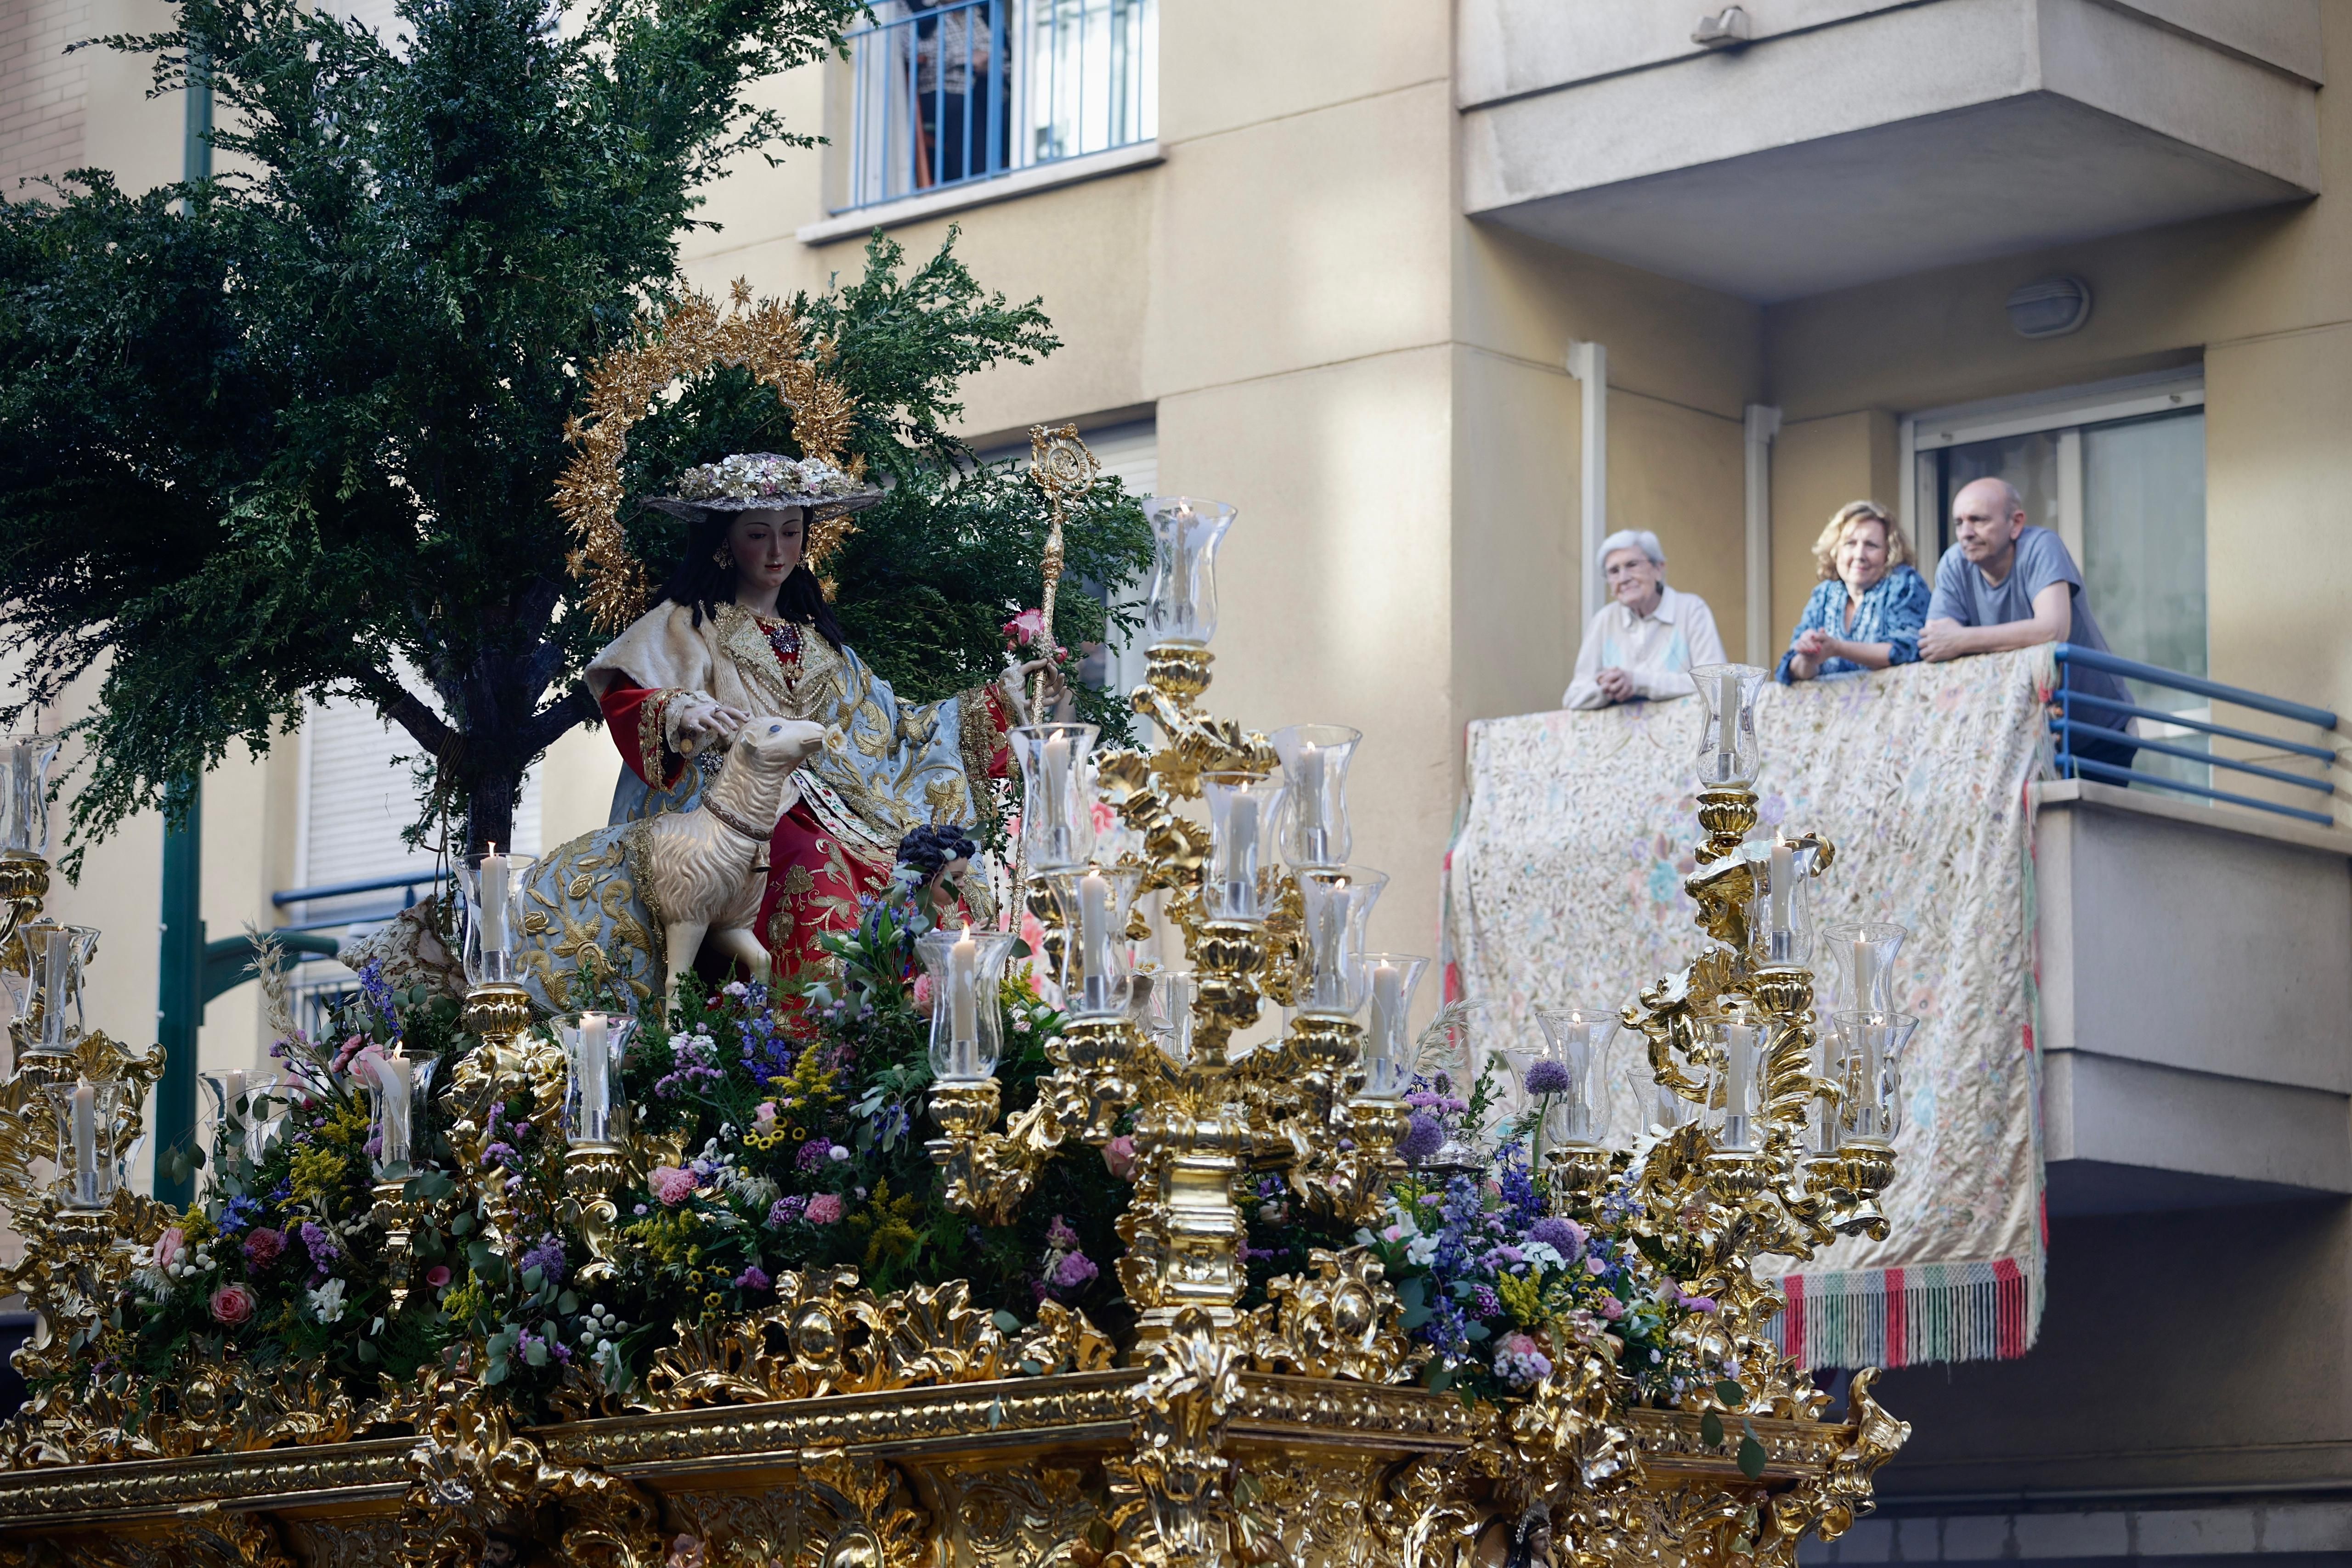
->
[7, 0, 2352, 1555]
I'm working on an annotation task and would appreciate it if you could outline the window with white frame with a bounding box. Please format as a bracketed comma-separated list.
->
[1903, 371, 2208, 787]
[837, 0, 1157, 212]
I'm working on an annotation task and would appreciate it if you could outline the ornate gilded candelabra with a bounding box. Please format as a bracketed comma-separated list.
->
[926, 496, 1422, 1345]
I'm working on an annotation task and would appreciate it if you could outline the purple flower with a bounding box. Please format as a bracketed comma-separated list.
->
[1045, 1214, 1083, 1252]
[1048, 1251, 1098, 1294]
[295, 1220, 340, 1279]
[520, 1234, 566, 1283]
[1528, 1217, 1587, 1255]
[796, 1138, 835, 1173]
[768, 1196, 808, 1228]
[1523, 1060, 1572, 1095]
[1470, 1284, 1501, 1319]
[735, 1265, 773, 1292]
[1396, 1113, 1446, 1164]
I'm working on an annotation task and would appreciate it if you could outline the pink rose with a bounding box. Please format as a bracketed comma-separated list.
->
[1089, 800, 1119, 835]
[649, 1166, 698, 1207]
[152, 1226, 186, 1272]
[348, 1042, 390, 1089]
[805, 1193, 845, 1225]
[1596, 1295, 1625, 1320]
[209, 1283, 258, 1327]
[911, 973, 935, 1015]
[1102, 1135, 1137, 1183]
[1003, 608, 1046, 648]
[425, 1265, 452, 1289]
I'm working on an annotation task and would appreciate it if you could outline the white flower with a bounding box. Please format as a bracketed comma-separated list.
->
[827, 1145, 851, 1163]
[1405, 1234, 1441, 1267]
[1522, 1241, 1568, 1271]
[307, 1278, 349, 1325]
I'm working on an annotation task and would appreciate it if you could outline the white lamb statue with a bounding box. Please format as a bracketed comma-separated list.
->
[636, 716, 830, 1005]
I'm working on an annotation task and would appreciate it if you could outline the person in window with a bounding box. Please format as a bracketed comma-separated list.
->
[1776, 501, 1931, 683]
[1562, 529, 1728, 709]
[1920, 476, 2136, 775]
[913, 0, 999, 186]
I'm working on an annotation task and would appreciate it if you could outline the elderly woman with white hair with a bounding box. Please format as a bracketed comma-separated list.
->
[1562, 529, 1728, 709]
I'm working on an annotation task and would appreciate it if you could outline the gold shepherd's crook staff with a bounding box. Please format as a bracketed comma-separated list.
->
[1025, 424, 1101, 718]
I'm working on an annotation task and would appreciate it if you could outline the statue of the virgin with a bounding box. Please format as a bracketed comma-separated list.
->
[582, 451, 1067, 977]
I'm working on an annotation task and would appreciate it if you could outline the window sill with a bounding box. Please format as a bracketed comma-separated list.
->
[798, 140, 1162, 247]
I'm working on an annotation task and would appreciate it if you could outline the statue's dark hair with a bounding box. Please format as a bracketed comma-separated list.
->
[654, 504, 844, 649]
[895, 823, 980, 880]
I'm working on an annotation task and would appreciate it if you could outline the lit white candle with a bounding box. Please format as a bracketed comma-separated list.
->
[1297, 743, 1328, 863]
[1769, 833, 1794, 937]
[948, 924, 980, 1070]
[70, 1077, 95, 1203]
[1717, 671, 1741, 778]
[479, 843, 510, 954]
[41, 926, 69, 1050]
[1223, 793, 1259, 914]
[1171, 503, 1195, 635]
[1851, 934, 1877, 1012]
[379, 1055, 413, 1167]
[1078, 870, 1113, 1013]
[578, 1013, 610, 1143]
[1722, 1022, 1758, 1149]
[1368, 960, 1403, 1095]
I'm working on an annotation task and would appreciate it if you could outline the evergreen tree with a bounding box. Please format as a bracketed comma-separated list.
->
[0, 0, 1146, 866]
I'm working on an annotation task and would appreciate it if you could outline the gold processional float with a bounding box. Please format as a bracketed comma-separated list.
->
[0, 485, 1914, 1566]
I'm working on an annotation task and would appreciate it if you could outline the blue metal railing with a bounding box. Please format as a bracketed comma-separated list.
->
[271, 870, 443, 934]
[838, 0, 1155, 213]
[2052, 644, 2341, 827]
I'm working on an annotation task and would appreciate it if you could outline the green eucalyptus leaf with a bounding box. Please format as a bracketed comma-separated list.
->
[1699, 1410, 1724, 1446]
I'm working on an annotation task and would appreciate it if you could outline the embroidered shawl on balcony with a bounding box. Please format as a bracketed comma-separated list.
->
[1442, 648, 2057, 1368]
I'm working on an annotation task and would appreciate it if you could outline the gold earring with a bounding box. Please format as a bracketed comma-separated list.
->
[712, 546, 733, 568]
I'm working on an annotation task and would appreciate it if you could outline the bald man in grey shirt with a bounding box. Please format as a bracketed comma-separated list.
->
[1922, 477, 2136, 778]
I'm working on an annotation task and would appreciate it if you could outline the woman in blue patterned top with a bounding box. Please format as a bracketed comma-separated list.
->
[1777, 501, 1932, 683]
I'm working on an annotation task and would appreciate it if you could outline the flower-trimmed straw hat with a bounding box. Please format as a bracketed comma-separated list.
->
[645, 451, 888, 575]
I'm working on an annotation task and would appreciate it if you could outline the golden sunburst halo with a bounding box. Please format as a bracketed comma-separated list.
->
[554, 282, 863, 634]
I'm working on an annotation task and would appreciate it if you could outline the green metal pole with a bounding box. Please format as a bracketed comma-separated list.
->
[155, 777, 203, 1207]
[153, 47, 217, 1210]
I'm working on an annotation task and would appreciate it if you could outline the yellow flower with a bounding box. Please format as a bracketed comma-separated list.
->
[289, 1147, 350, 1210]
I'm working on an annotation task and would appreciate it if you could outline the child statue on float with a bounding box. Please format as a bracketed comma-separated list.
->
[582, 453, 1069, 976]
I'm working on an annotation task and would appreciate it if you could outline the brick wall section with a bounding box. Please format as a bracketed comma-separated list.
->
[0, 0, 92, 196]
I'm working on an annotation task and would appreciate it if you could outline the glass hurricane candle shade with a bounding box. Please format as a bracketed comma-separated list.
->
[559, 1013, 637, 1146]
[1807, 1016, 1844, 1156]
[1272, 725, 1360, 870]
[1833, 1011, 1919, 1146]
[459, 850, 536, 987]
[202, 1070, 283, 1165]
[21, 920, 99, 1058]
[1532, 1004, 1621, 1148]
[1295, 866, 1386, 1016]
[1706, 1017, 1767, 1152]
[1746, 836, 1819, 967]
[1821, 922, 1910, 1014]
[915, 927, 1021, 1083]
[1011, 723, 1100, 874]
[1357, 953, 1427, 1102]
[48, 1077, 121, 1208]
[0, 734, 58, 857]
[1203, 776, 1287, 922]
[361, 1051, 441, 1178]
[1140, 968, 1199, 1067]
[1051, 863, 1144, 1019]
[1690, 664, 1767, 789]
[1141, 496, 1237, 648]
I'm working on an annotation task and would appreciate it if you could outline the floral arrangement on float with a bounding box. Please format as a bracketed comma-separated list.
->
[0, 475, 1917, 1568]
